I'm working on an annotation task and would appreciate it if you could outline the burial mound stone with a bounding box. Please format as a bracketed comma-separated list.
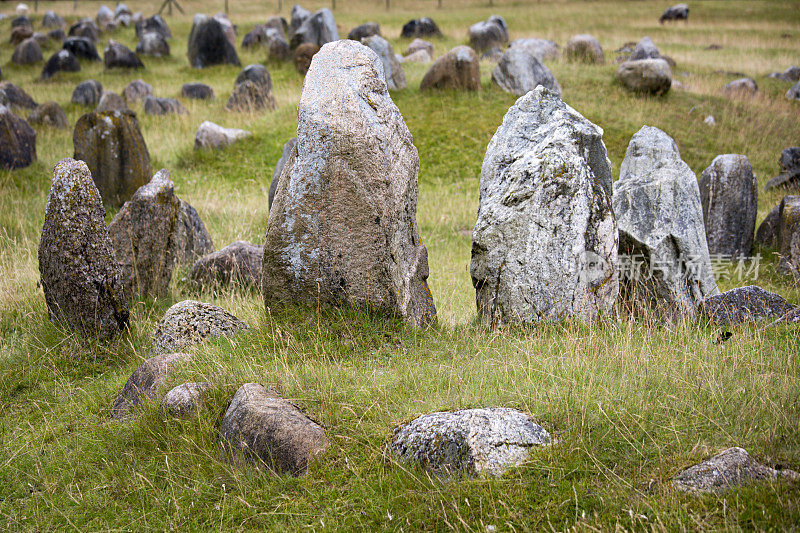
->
[104, 40, 144, 69]
[0, 81, 37, 109]
[28, 101, 68, 129]
[122, 79, 152, 103]
[348, 22, 380, 41]
[293, 42, 319, 75]
[675, 448, 798, 494]
[41, 49, 80, 79]
[144, 96, 187, 115]
[174, 201, 215, 264]
[616, 58, 671, 95]
[96, 91, 130, 113]
[701, 286, 794, 327]
[182, 82, 214, 100]
[71, 79, 102, 105]
[722, 77, 757, 96]
[565, 34, 604, 64]
[401, 17, 441, 38]
[764, 147, 800, 191]
[11, 37, 42, 64]
[137, 31, 170, 57]
[660, 4, 689, 23]
[776, 195, 800, 277]
[510, 38, 559, 61]
[63, 36, 101, 61]
[468, 15, 508, 53]
[289, 8, 338, 49]
[161, 382, 211, 417]
[226, 80, 277, 112]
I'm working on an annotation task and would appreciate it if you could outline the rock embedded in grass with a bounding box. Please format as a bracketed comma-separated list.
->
[144, 96, 187, 116]
[194, 121, 251, 150]
[174, 200, 215, 264]
[787, 80, 800, 100]
[235, 64, 272, 92]
[135, 14, 171, 40]
[104, 40, 144, 69]
[268, 137, 296, 209]
[41, 49, 80, 79]
[190, 241, 263, 289]
[420, 46, 480, 91]
[675, 447, 798, 494]
[565, 34, 604, 64]
[767, 66, 800, 82]
[181, 82, 214, 100]
[400, 17, 441, 38]
[136, 31, 170, 57]
[404, 38, 433, 58]
[755, 202, 781, 247]
[63, 36, 101, 61]
[27, 101, 68, 129]
[10, 26, 33, 46]
[289, 7, 338, 49]
[263, 40, 436, 328]
[765, 147, 800, 191]
[660, 3, 689, 23]
[219, 383, 329, 476]
[151, 300, 247, 355]
[42, 10, 65, 29]
[468, 15, 509, 53]
[96, 91, 130, 113]
[616, 58, 672, 95]
[68, 19, 100, 43]
[38, 158, 129, 339]
[0, 81, 37, 110]
[187, 14, 241, 69]
[392, 408, 552, 477]
[225, 80, 277, 112]
[0, 104, 37, 169]
[722, 77, 758, 97]
[111, 352, 192, 419]
[630, 36, 660, 60]
[161, 382, 211, 417]
[11, 37, 42, 65]
[471, 86, 617, 325]
[492, 47, 561, 96]
[361, 35, 406, 91]
[71, 79, 103, 106]
[701, 285, 794, 326]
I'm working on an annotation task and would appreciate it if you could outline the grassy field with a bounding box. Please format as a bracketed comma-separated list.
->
[2, 0, 800, 529]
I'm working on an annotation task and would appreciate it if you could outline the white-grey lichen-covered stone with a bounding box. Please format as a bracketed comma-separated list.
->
[471, 87, 617, 325]
[616, 58, 672, 95]
[262, 40, 436, 328]
[491, 47, 561, 96]
[613, 126, 719, 318]
[509, 38, 559, 61]
[361, 34, 406, 91]
[675, 447, 799, 494]
[111, 352, 192, 419]
[160, 381, 211, 417]
[151, 300, 247, 355]
[787, 80, 800, 101]
[391, 408, 552, 477]
[194, 121, 251, 150]
[701, 285, 794, 327]
[268, 137, 296, 209]
[699, 154, 757, 258]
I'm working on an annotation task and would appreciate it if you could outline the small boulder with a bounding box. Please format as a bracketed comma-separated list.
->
[755, 203, 781, 248]
[787, 80, 800, 100]
[0, 81, 37, 110]
[63, 36, 101, 61]
[71, 79, 103, 106]
[403, 49, 432, 63]
[765, 148, 800, 191]
[288, 5, 311, 40]
[96, 5, 114, 29]
[293, 42, 319, 75]
[660, 4, 689, 23]
[362, 35, 406, 90]
[11, 37, 42, 65]
[42, 10, 66, 29]
[630, 36, 660, 60]
[144, 96, 187, 116]
[161, 382, 211, 417]
[111, 352, 193, 419]
[776, 195, 800, 277]
[41, 49, 80, 79]
[491, 47, 561, 96]
[289, 8, 338, 49]
[675, 447, 798, 494]
[136, 31, 170, 57]
[405, 38, 433, 57]
[268, 137, 296, 209]
[181, 82, 215, 100]
[722, 77, 757, 97]
[468, 15, 509, 53]
[104, 40, 144, 69]
[151, 300, 247, 356]
[27, 101, 68, 129]
[135, 14, 171, 39]
[348, 22, 380, 41]
[47, 28, 66, 43]
[235, 63, 272, 91]
[174, 201, 214, 265]
[68, 19, 100, 42]
[400, 17, 441, 38]
[420, 46, 480, 91]
[187, 14, 241, 69]
[10, 26, 33, 46]
[565, 34, 604, 64]
[0, 104, 36, 170]
[616, 58, 672, 95]
[96, 91, 130, 113]
[194, 121, 251, 150]
[122, 79, 153, 103]
[765, 306, 800, 328]
[225, 80, 276, 112]
[510, 38, 559, 61]
[701, 286, 794, 326]
[190, 241, 263, 289]
[767, 66, 800, 82]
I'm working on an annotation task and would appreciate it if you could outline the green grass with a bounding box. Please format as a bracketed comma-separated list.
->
[2, 0, 800, 530]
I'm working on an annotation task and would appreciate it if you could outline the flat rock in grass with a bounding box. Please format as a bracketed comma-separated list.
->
[161, 382, 211, 417]
[268, 137, 296, 209]
[776, 195, 800, 277]
[194, 121, 251, 150]
[136, 31, 170, 57]
[675, 447, 798, 494]
[701, 285, 794, 326]
[0, 104, 36, 170]
[565, 34, 604, 64]
[219, 383, 329, 475]
[182, 82, 214, 100]
[28, 101, 68, 129]
[391, 408, 552, 477]
[111, 352, 192, 419]
[190, 241, 263, 289]
[0, 82, 37, 110]
[96, 91, 130, 113]
[616, 58, 672, 95]
[420, 46, 480, 91]
[471, 86, 617, 325]
[225, 80, 277, 112]
[174, 200, 214, 265]
[629, 36, 660, 60]
[72, 110, 151, 207]
[289, 8, 338, 49]
[348, 22, 380, 41]
[135, 14, 171, 39]
[68, 19, 100, 42]
[492, 47, 561, 96]
[405, 38, 433, 57]
[468, 15, 509, 53]
[755, 203, 781, 248]
[293, 42, 319, 75]
[362, 35, 406, 90]
[510, 38, 559, 61]
[38, 158, 129, 339]
[71, 79, 102, 105]
[151, 300, 247, 356]
[787, 81, 800, 100]
[613, 126, 719, 318]
[107, 169, 180, 299]
[187, 14, 240, 69]
[660, 3, 689, 23]
[144, 96, 187, 116]
[41, 49, 80, 79]
[400, 17, 441, 38]
[122, 79, 152, 103]
[104, 40, 144, 69]
[765, 148, 800, 191]
[722, 77, 757, 97]
[699, 154, 757, 258]
[63, 36, 101, 61]
[235, 64, 272, 91]
[42, 10, 66, 28]
[263, 41, 436, 328]
[11, 37, 42, 64]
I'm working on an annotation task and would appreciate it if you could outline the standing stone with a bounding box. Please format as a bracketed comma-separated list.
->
[235, 64, 272, 91]
[63, 36, 101, 61]
[96, 5, 114, 29]
[144, 96, 187, 116]
[42, 10, 66, 28]
[68, 19, 100, 43]
[71, 79, 103, 105]
[194, 121, 251, 150]
[0, 104, 36, 170]
[777, 195, 800, 277]
[263, 41, 436, 328]
[111, 352, 192, 419]
[510, 38, 560, 61]
[27, 101, 68, 129]
[491, 47, 561, 96]
[268, 137, 296, 209]
[630, 36, 660, 60]
[348, 22, 380, 41]
[10, 26, 33, 46]
[613, 126, 719, 318]
[41, 49, 80, 79]
[675, 448, 798, 494]
[11, 37, 42, 65]
[47, 28, 67, 43]
[471, 87, 617, 325]
[767, 66, 800, 82]
[265, 28, 291, 61]
[362, 35, 406, 91]
[135, 14, 171, 39]
[107, 170, 180, 299]
[0, 82, 37, 109]
[182, 82, 215, 100]
[400, 17, 441, 38]
[468, 15, 508, 53]
[73, 110, 151, 207]
[187, 14, 241, 68]
[174, 200, 214, 264]
[136, 32, 170, 57]
[104, 40, 144, 69]
[616, 58, 672, 95]
[756, 203, 781, 248]
[190, 241, 263, 289]
[765, 147, 800, 191]
[699, 155, 757, 258]
[565, 34, 604, 64]
[289, 8, 338, 49]
[420, 46, 480, 91]
[151, 300, 247, 355]
[213, 13, 237, 46]
[122, 79, 153, 103]
[288, 5, 311, 41]
[38, 159, 129, 339]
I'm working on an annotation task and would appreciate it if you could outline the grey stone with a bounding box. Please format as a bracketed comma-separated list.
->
[400, 17, 440, 38]
[391, 408, 552, 477]
[699, 154, 757, 258]
[491, 47, 561, 96]
[104, 40, 144, 69]
[468, 15, 509, 53]
[38, 158, 128, 339]
[96, 5, 114, 29]
[767, 66, 800, 82]
[41, 49, 80, 79]
[0, 82, 37, 109]
[362, 35, 406, 90]
[765, 306, 800, 328]
[135, 14, 171, 40]
[263, 28, 290, 61]
[263, 40, 436, 328]
[68, 19, 99, 42]
[293, 42, 319, 75]
[787, 80, 800, 100]
[194, 121, 251, 150]
[213, 13, 237, 46]
[11, 37, 42, 65]
[403, 49, 432, 63]
[42, 10, 65, 29]
[181, 83, 214, 100]
[187, 14, 241, 68]
[151, 300, 247, 356]
[111, 352, 192, 419]
[348, 22, 380, 41]
[755, 203, 781, 248]
[405, 38, 433, 57]
[235, 64, 272, 92]
[776, 195, 800, 277]
[565, 34, 604, 64]
[174, 200, 214, 265]
[219, 383, 329, 475]
[420, 46, 480, 91]
[289, 8, 338, 49]
[96, 91, 130, 113]
[471, 86, 617, 325]
[144, 96, 187, 116]
[616, 58, 672, 95]
[660, 4, 689, 23]
[509, 38, 559, 61]
[71, 79, 102, 106]
[288, 5, 311, 41]
[122, 79, 152, 103]
[630, 36, 660, 60]
[190, 241, 263, 289]
[63, 36, 100, 61]
[765, 148, 800, 191]
[0, 104, 36, 170]
[225, 80, 277, 112]
[27, 101, 68, 129]
[701, 285, 794, 326]
[722, 77, 757, 96]
[136, 31, 170, 57]
[613, 126, 719, 318]
[161, 382, 211, 417]
[268, 137, 296, 209]
[47, 28, 66, 43]
[675, 447, 798, 494]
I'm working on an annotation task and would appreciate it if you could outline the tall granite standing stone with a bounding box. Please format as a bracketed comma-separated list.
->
[262, 40, 436, 328]
[0, 104, 36, 170]
[268, 137, 296, 209]
[187, 14, 241, 68]
[38, 158, 129, 339]
[471, 86, 618, 325]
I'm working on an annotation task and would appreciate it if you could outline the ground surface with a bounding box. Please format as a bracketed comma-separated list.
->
[1, 0, 799, 530]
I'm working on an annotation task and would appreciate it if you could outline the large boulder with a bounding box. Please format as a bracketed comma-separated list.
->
[11, 37, 42, 64]
[194, 121, 251, 150]
[420, 46, 480, 91]
[41, 49, 80, 79]
[701, 286, 794, 327]
[144, 96, 187, 116]
[616, 58, 671, 95]
[289, 8, 338, 49]
[111, 352, 192, 419]
[263, 41, 436, 328]
[0, 104, 36, 170]
[565, 34, 604, 64]
[510, 38, 559, 61]
[468, 15, 508, 53]
[190, 241, 263, 289]
[391, 408, 552, 477]
[491, 47, 561, 96]
[675, 448, 798, 494]
[187, 14, 241, 68]
[400, 17, 441, 38]
[764, 147, 800, 191]
[471, 87, 617, 325]
[268, 137, 296, 209]
[72, 110, 151, 207]
[63, 37, 101, 61]
[104, 40, 144, 69]
[122, 79, 152, 103]
[71, 79, 102, 105]
[181, 82, 215, 100]
[107, 170, 180, 299]
[348, 22, 380, 41]
[0, 82, 37, 110]
[699, 155, 757, 258]
[660, 4, 689, 24]
[151, 300, 247, 356]
[174, 200, 215, 265]
[28, 101, 68, 129]
[219, 383, 329, 475]
[136, 31, 170, 57]
[225, 80, 277, 112]
[613, 126, 719, 318]
[776, 195, 800, 277]
[135, 14, 171, 39]
[362, 35, 406, 91]
[38, 159, 129, 339]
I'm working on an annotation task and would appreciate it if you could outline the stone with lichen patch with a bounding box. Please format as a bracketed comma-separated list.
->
[28, 101, 68, 129]
[161, 382, 211, 417]
[675, 447, 799, 494]
[190, 241, 263, 289]
[700, 285, 794, 326]
[151, 300, 247, 355]
[111, 352, 192, 419]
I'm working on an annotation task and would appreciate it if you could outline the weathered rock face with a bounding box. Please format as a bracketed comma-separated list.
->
[660, 3, 689, 23]
[675, 448, 798, 494]
[565, 34, 604, 64]
[468, 15, 509, 53]
[38, 159, 129, 339]
[63, 36, 101, 61]
[28, 101, 68, 129]
[174, 201, 215, 264]
[756, 203, 781, 248]
[699, 155, 757, 258]
[701, 285, 794, 326]
[268, 137, 296, 209]
[420, 46, 480, 91]
[471, 87, 617, 325]
[492, 47, 561, 96]
[616, 58, 672, 95]
[190, 241, 263, 289]
[194, 121, 251, 150]
[289, 8, 338, 49]
[182, 82, 215, 100]
[348, 22, 380, 41]
[111, 352, 192, 419]
[71, 79, 103, 105]
[401, 17, 441, 38]
[225, 80, 277, 112]
[42, 10, 66, 28]
[219, 383, 329, 475]
[362, 35, 406, 90]
[151, 300, 247, 355]
[293, 42, 319, 75]
[405, 38, 433, 57]
[510, 38, 559, 61]
[777, 195, 800, 277]
[613, 126, 719, 318]
[11, 37, 42, 64]
[263, 41, 436, 328]
[135, 14, 171, 39]
[0, 82, 37, 110]
[765, 306, 800, 328]
[72, 110, 151, 207]
[136, 31, 170, 57]
[96, 91, 130, 113]
[161, 382, 211, 417]
[0, 104, 37, 170]
[392, 408, 552, 477]
[187, 14, 241, 68]
[41, 49, 80, 79]
[107, 170, 180, 299]
[104, 40, 144, 69]
[144, 96, 187, 116]
[722, 77, 758, 96]
[765, 147, 800, 191]
[122, 79, 152, 103]
[235, 64, 272, 91]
